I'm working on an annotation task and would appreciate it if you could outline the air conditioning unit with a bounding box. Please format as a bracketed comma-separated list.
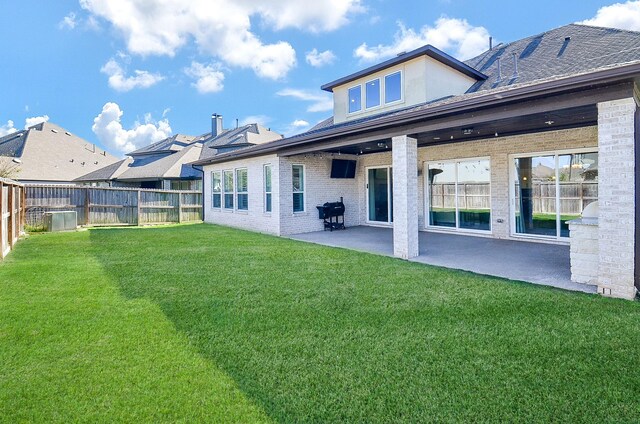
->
[44, 211, 77, 232]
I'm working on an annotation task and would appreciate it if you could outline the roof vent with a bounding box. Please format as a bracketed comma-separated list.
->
[65, 131, 71, 136]
[12, 158, 21, 164]
[565, 36, 571, 41]
[70, 159, 74, 163]
[51, 129, 58, 133]
[396, 51, 407, 57]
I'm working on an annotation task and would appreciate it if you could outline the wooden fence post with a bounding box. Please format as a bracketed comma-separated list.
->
[8, 185, 14, 249]
[84, 187, 90, 226]
[177, 192, 182, 223]
[20, 186, 26, 233]
[136, 190, 142, 226]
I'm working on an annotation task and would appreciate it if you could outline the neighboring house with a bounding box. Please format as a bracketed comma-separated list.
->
[192, 24, 640, 300]
[77, 114, 282, 190]
[0, 122, 119, 184]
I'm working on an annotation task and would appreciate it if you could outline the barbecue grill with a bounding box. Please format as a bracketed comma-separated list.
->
[316, 197, 345, 231]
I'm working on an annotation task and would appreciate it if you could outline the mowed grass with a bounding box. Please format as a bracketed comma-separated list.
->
[2, 224, 640, 422]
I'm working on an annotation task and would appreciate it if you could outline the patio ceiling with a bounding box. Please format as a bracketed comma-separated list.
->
[320, 105, 597, 156]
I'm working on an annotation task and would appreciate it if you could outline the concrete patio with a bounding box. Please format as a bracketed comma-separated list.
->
[289, 226, 596, 293]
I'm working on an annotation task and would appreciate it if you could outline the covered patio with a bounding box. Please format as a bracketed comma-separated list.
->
[290, 226, 596, 294]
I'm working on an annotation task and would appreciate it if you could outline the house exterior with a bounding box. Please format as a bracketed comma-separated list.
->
[0, 122, 119, 184]
[192, 24, 640, 300]
[77, 114, 282, 190]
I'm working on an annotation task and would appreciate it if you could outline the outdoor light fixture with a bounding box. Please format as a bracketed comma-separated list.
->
[545, 120, 555, 125]
[377, 142, 386, 148]
[462, 127, 474, 135]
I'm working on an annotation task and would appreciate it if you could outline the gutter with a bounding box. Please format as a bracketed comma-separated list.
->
[192, 61, 640, 166]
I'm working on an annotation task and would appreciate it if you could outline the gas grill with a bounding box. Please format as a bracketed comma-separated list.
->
[316, 197, 346, 231]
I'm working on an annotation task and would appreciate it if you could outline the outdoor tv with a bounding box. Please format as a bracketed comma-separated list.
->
[330, 159, 357, 178]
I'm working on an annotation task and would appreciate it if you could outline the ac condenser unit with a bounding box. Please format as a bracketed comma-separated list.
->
[44, 211, 77, 232]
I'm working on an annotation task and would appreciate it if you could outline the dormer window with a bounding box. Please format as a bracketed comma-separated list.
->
[348, 86, 362, 113]
[365, 79, 381, 109]
[384, 71, 402, 104]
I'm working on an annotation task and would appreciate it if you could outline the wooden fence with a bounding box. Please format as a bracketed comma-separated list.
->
[430, 182, 598, 214]
[25, 185, 203, 227]
[1, 178, 26, 259]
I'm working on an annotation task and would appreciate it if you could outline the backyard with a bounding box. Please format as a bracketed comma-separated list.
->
[1, 224, 640, 422]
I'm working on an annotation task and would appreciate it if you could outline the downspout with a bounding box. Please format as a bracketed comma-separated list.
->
[191, 164, 205, 222]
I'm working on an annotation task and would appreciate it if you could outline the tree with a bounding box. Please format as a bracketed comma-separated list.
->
[0, 157, 20, 179]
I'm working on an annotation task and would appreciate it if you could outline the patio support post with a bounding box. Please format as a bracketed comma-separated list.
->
[597, 96, 638, 299]
[392, 135, 419, 259]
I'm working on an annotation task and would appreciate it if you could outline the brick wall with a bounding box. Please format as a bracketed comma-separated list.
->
[278, 154, 360, 236]
[202, 154, 281, 235]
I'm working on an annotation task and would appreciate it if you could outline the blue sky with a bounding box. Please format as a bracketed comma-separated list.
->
[1, 0, 639, 156]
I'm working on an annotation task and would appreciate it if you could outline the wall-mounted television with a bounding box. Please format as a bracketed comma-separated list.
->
[330, 159, 357, 178]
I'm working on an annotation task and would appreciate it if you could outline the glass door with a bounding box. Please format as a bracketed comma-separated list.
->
[513, 151, 598, 239]
[367, 167, 393, 223]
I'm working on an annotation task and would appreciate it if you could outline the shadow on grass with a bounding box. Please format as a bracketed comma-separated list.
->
[90, 224, 640, 423]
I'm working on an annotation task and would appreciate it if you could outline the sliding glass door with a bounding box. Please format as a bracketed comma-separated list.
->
[427, 158, 491, 232]
[513, 150, 598, 239]
[367, 167, 393, 223]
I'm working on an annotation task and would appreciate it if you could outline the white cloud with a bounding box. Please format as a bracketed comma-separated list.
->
[91, 102, 172, 155]
[305, 48, 337, 67]
[239, 115, 272, 127]
[184, 62, 225, 94]
[58, 12, 77, 30]
[24, 115, 50, 128]
[580, 1, 640, 31]
[101, 59, 164, 92]
[0, 116, 53, 136]
[276, 88, 333, 112]
[0, 120, 16, 136]
[281, 119, 312, 137]
[79, 0, 362, 79]
[354, 17, 490, 62]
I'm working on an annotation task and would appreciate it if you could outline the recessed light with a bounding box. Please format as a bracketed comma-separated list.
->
[433, 137, 441, 140]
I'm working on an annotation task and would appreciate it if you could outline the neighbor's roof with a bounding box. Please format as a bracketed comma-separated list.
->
[321, 44, 488, 92]
[77, 123, 282, 182]
[193, 23, 640, 166]
[0, 122, 119, 182]
[128, 133, 197, 156]
[197, 123, 282, 161]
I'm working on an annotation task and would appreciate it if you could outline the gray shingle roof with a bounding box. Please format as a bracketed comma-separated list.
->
[465, 24, 640, 92]
[197, 124, 282, 160]
[128, 134, 197, 155]
[0, 122, 120, 182]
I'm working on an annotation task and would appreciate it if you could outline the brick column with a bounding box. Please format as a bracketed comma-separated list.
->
[597, 97, 637, 300]
[392, 135, 419, 259]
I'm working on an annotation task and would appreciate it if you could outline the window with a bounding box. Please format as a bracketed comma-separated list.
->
[292, 165, 305, 213]
[236, 168, 248, 211]
[427, 158, 491, 231]
[513, 151, 598, 238]
[223, 170, 234, 209]
[211, 171, 221, 208]
[264, 165, 272, 213]
[365, 78, 380, 109]
[385, 71, 402, 104]
[348, 86, 362, 113]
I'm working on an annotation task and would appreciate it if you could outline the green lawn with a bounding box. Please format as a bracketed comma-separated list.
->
[1, 224, 640, 422]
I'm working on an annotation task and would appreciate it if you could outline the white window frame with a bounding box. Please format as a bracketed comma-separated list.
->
[347, 85, 363, 115]
[508, 147, 598, 243]
[365, 78, 381, 110]
[292, 164, 305, 213]
[235, 168, 248, 211]
[383, 70, 403, 105]
[222, 169, 234, 210]
[424, 157, 492, 234]
[264, 164, 272, 214]
[211, 170, 222, 209]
